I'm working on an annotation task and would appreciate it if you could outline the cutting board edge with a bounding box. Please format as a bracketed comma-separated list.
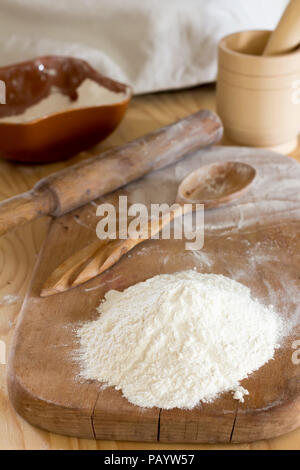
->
[7, 357, 300, 443]
[231, 393, 300, 443]
[7, 365, 96, 439]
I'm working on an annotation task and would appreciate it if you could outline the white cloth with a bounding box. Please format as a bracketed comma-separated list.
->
[0, 0, 288, 94]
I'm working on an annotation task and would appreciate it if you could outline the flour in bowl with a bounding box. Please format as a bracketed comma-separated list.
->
[77, 270, 284, 409]
[0, 78, 127, 123]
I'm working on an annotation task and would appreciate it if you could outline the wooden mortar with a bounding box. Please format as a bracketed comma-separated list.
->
[217, 30, 300, 154]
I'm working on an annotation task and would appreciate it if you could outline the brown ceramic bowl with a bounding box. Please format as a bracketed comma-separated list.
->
[0, 56, 131, 163]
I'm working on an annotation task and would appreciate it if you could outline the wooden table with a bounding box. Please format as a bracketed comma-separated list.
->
[0, 84, 299, 450]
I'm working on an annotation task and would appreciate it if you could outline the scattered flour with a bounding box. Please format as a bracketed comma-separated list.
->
[0, 78, 127, 123]
[77, 270, 284, 409]
[232, 386, 249, 403]
[0, 294, 19, 305]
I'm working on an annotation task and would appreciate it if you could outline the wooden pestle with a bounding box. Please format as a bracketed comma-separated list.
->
[0, 110, 223, 237]
[263, 0, 300, 56]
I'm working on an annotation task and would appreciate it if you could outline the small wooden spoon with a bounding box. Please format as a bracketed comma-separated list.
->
[41, 161, 255, 296]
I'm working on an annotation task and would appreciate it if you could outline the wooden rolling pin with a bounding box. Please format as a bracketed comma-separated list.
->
[0, 110, 223, 237]
[263, 0, 300, 56]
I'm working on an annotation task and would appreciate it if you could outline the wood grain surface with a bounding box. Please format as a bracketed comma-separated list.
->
[1, 84, 300, 449]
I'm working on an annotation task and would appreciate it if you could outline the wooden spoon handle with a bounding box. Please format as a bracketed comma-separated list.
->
[41, 205, 188, 296]
[73, 205, 188, 286]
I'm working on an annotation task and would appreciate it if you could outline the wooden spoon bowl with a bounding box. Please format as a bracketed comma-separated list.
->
[177, 161, 256, 208]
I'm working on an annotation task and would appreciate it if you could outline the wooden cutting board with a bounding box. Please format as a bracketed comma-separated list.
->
[7, 146, 300, 443]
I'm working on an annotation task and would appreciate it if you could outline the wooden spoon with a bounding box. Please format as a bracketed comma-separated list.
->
[41, 161, 256, 296]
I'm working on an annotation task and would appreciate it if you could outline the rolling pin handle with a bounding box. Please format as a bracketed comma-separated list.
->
[0, 188, 56, 237]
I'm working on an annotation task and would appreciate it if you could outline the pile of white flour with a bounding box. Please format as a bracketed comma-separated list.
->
[0, 78, 127, 123]
[77, 270, 284, 409]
